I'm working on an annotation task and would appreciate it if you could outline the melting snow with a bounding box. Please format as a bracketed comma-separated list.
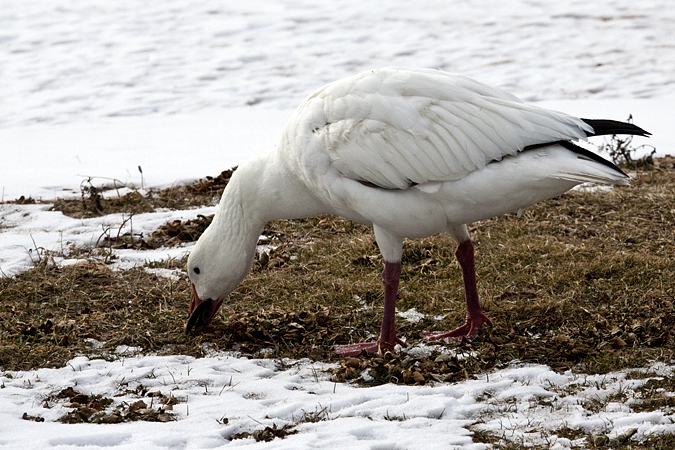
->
[1, 0, 674, 448]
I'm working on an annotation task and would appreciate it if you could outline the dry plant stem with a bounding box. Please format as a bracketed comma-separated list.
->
[423, 240, 492, 341]
[334, 261, 406, 356]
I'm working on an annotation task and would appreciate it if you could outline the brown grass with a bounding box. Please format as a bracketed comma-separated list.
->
[1, 157, 674, 391]
[47, 168, 235, 219]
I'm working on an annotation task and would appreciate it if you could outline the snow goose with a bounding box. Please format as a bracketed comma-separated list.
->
[185, 67, 649, 356]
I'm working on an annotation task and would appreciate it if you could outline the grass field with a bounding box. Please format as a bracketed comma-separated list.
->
[1, 155, 674, 447]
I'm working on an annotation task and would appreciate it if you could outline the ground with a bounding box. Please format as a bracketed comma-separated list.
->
[2, 157, 674, 448]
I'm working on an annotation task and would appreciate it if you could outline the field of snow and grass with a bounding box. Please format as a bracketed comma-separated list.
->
[2, 0, 675, 448]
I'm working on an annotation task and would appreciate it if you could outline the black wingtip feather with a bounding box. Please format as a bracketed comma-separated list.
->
[581, 118, 651, 137]
[558, 141, 629, 178]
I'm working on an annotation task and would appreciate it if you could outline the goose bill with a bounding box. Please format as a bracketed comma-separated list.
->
[186, 283, 223, 333]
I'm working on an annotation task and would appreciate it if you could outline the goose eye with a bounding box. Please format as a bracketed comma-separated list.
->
[193, 267, 200, 275]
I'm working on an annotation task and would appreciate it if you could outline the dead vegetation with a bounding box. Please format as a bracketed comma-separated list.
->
[2, 147, 675, 446]
[598, 115, 657, 169]
[229, 407, 332, 443]
[468, 368, 675, 449]
[20, 385, 181, 425]
[48, 168, 235, 219]
[1, 156, 673, 386]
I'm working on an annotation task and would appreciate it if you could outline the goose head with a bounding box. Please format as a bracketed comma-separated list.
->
[185, 209, 258, 333]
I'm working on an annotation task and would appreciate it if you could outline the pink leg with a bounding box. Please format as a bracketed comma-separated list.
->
[334, 262, 406, 356]
[422, 240, 491, 341]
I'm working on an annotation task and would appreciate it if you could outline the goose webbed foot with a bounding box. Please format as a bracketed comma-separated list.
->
[333, 336, 406, 357]
[422, 311, 492, 341]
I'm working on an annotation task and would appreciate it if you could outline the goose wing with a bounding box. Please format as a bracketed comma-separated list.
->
[304, 67, 593, 190]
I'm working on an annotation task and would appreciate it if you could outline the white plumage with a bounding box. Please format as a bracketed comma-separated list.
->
[185, 67, 648, 356]
[299, 68, 592, 190]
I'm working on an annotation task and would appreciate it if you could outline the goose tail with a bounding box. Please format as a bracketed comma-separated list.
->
[551, 141, 630, 186]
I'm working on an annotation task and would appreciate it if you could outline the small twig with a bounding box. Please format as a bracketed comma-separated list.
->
[248, 415, 263, 425]
[95, 224, 112, 248]
[138, 166, 145, 190]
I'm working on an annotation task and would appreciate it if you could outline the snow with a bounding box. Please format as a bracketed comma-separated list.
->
[0, 202, 213, 277]
[2, 0, 675, 448]
[3, 355, 675, 450]
[0, 110, 289, 202]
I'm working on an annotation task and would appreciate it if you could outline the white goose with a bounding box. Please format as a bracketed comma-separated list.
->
[185, 67, 648, 356]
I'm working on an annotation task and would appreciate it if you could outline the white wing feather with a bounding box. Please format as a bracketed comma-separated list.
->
[299, 67, 593, 190]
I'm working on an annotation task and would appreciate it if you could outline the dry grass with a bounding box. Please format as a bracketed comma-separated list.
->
[46, 168, 236, 219]
[1, 157, 674, 391]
